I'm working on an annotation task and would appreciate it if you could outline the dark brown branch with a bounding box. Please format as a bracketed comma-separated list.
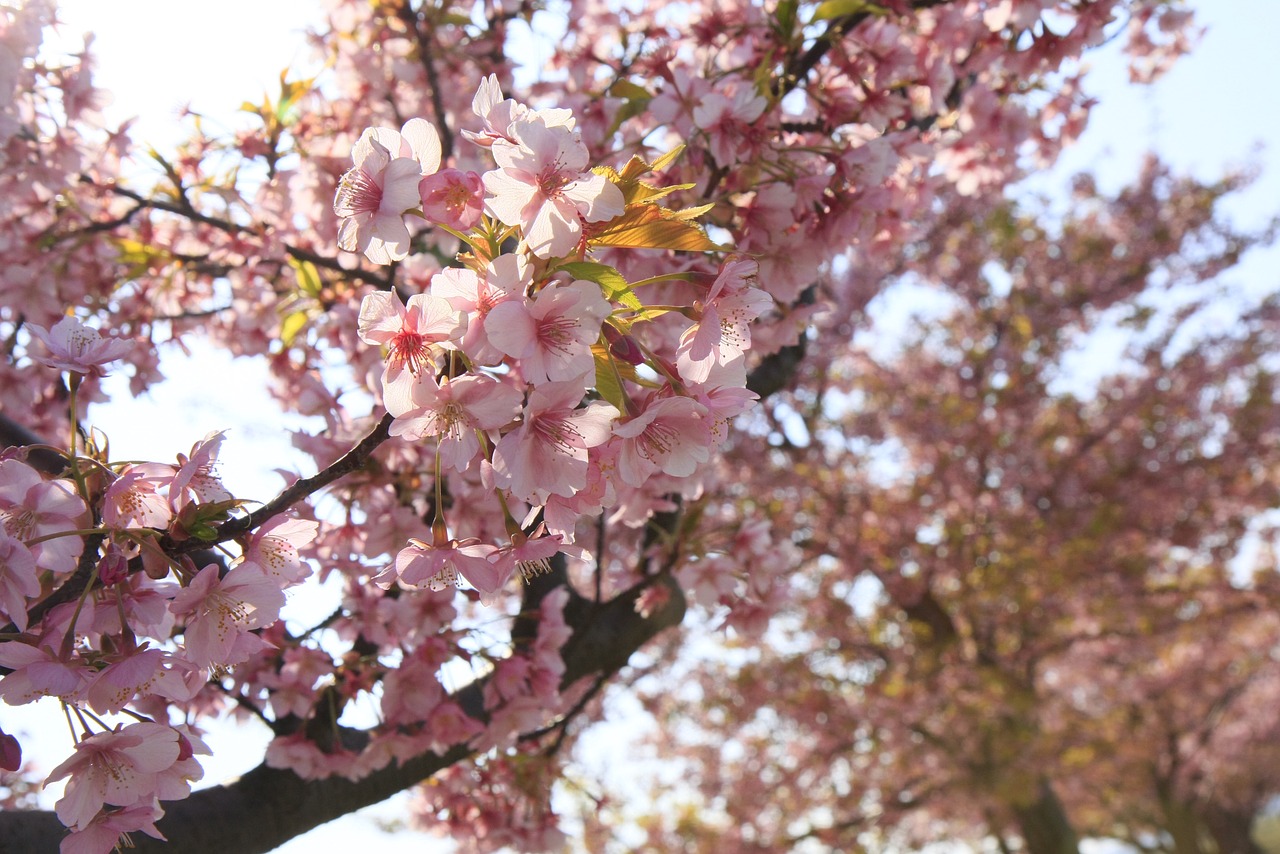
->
[164, 412, 396, 556]
[0, 566, 685, 854]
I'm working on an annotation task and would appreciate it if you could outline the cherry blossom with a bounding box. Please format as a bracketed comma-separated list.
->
[26, 315, 133, 377]
[676, 258, 773, 384]
[356, 289, 466, 401]
[168, 564, 286, 667]
[101, 463, 175, 530]
[334, 118, 442, 263]
[392, 536, 503, 597]
[0, 532, 38, 631]
[237, 515, 319, 584]
[483, 119, 624, 258]
[485, 279, 612, 384]
[491, 377, 618, 504]
[59, 802, 166, 854]
[169, 431, 232, 509]
[45, 721, 185, 830]
[387, 373, 522, 471]
[612, 395, 711, 487]
[431, 255, 530, 366]
[0, 459, 88, 572]
[419, 168, 485, 231]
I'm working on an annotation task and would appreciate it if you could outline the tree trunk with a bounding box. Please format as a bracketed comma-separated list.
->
[1011, 778, 1080, 854]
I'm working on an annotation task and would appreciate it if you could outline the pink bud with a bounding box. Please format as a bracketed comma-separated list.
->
[0, 731, 21, 772]
[176, 732, 194, 762]
[97, 545, 129, 586]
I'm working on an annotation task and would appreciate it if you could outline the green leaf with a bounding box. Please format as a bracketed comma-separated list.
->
[811, 0, 888, 21]
[774, 0, 799, 36]
[559, 261, 643, 310]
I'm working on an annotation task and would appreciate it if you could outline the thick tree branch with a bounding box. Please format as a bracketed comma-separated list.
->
[0, 569, 685, 853]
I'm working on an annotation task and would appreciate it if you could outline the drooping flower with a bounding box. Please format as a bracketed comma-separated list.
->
[0, 532, 39, 631]
[388, 373, 522, 472]
[334, 118, 442, 264]
[393, 536, 504, 597]
[169, 564, 285, 667]
[26, 315, 133, 377]
[45, 721, 183, 830]
[59, 801, 166, 854]
[0, 641, 91, 705]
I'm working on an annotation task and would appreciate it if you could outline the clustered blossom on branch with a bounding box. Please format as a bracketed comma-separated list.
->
[337, 76, 767, 599]
[0, 73, 768, 853]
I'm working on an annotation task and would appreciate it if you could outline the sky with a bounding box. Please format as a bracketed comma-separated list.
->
[16, 1, 1280, 851]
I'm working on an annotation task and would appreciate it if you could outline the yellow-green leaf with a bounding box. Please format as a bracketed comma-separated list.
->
[559, 261, 642, 310]
[812, 0, 888, 21]
[589, 204, 722, 252]
[287, 256, 323, 299]
[592, 345, 628, 412]
[279, 309, 309, 347]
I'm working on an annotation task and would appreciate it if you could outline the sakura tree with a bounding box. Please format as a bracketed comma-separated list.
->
[0, 1, 1252, 853]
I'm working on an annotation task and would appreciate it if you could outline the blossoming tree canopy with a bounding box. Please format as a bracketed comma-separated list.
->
[0, 1, 1255, 853]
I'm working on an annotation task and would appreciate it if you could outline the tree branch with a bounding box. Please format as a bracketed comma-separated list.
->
[0, 569, 686, 853]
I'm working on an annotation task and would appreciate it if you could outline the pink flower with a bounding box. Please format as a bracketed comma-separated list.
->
[169, 564, 285, 667]
[463, 74, 574, 149]
[335, 118, 442, 264]
[491, 377, 618, 503]
[612, 396, 711, 487]
[356, 289, 466, 400]
[0, 642, 90, 705]
[393, 537, 503, 597]
[431, 255, 530, 366]
[692, 372, 759, 447]
[486, 280, 611, 384]
[0, 532, 39, 631]
[483, 120, 625, 259]
[692, 80, 767, 166]
[388, 374, 522, 472]
[238, 515, 319, 584]
[45, 721, 182, 829]
[419, 168, 484, 231]
[0, 459, 88, 572]
[102, 463, 176, 531]
[86, 648, 166, 715]
[489, 527, 573, 585]
[676, 258, 772, 384]
[58, 801, 166, 854]
[27, 315, 133, 377]
[169, 430, 232, 509]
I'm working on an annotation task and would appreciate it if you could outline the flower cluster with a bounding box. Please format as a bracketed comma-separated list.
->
[0, 334, 317, 849]
[335, 78, 770, 600]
